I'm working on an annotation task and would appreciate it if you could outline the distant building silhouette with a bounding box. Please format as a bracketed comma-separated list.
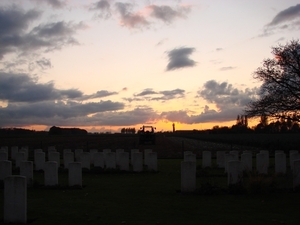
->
[172, 123, 175, 132]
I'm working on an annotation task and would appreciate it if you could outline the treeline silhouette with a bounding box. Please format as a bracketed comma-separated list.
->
[120, 128, 136, 134]
[48, 126, 87, 135]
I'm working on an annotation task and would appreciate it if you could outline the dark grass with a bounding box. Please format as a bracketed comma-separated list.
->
[1, 159, 300, 225]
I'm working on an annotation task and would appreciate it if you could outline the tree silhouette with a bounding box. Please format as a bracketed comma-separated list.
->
[245, 40, 300, 121]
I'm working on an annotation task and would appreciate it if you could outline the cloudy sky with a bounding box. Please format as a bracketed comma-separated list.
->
[0, 0, 299, 133]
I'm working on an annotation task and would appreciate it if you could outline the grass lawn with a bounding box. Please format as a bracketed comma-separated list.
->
[1, 159, 300, 225]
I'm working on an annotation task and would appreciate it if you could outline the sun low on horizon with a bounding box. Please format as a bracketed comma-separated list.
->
[0, 0, 299, 133]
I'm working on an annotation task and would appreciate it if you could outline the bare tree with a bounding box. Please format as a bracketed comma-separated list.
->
[245, 40, 300, 121]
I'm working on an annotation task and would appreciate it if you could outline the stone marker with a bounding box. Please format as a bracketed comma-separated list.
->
[119, 152, 129, 171]
[293, 160, 300, 189]
[75, 149, 83, 162]
[48, 152, 60, 168]
[93, 152, 104, 168]
[290, 152, 300, 170]
[132, 152, 143, 172]
[227, 160, 242, 185]
[20, 161, 33, 187]
[181, 161, 196, 192]
[116, 149, 124, 166]
[184, 153, 196, 162]
[90, 149, 98, 164]
[260, 150, 269, 168]
[144, 149, 152, 166]
[216, 151, 226, 168]
[4, 176, 27, 224]
[68, 162, 82, 187]
[0, 152, 8, 161]
[256, 153, 268, 174]
[0, 160, 12, 181]
[63, 149, 72, 155]
[44, 161, 58, 186]
[19, 147, 28, 161]
[130, 149, 139, 160]
[225, 153, 236, 173]
[105, 152, 116, 169]
[275, 153, 286, 174]
[80, 152, 91, 170]
[34, 152, 45, 171]
[241, 153, 252, 172]
[202, 151, 211, 168]
[183, 151, 192, 160]
[15, 152, 26, 169]
[11, 146, 18, 160]
[229, 151, 239, 160]
[63, 152, 74, 169]
[147, 152, 157, 171]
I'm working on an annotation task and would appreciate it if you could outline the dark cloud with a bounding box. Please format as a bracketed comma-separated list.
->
[79, 90, 118, 101]
[30, 0, 66, 9]
[147, 4, 191, 24]
[115, 2, 149, 29]
[0, 72, 83, 102]
[219, 66, 236, 71]
[258, 4, 300, 37]
[0, 100, 125, 127]
[36, 58, 52, 70]
[267, 4, 300, 26]
[135, 88, 158, 96]
[89, 0, 112, 19]
[132, 88, 185, 101]
[216, 48, 223, 51]
[166, 47, 197, 71]
[0, 6, 86, 59]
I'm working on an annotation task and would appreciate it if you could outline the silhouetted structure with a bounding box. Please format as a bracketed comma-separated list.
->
[48, 126, 87, 135]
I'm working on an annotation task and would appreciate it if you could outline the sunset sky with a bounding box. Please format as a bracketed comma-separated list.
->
[0, 0, 299, 133]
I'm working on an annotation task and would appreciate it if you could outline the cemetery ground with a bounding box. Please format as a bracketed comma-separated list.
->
[0, 134, 300, 224]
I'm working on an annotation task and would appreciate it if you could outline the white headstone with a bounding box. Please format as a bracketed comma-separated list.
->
[48, 152, 60, 168]
[290, 152, 300, 170]
[89, 149, 98, 164]
[216, 151, 225, 168]
[130, 149, 139, 160]
[143, 149, 152, 166]
[20, 161, 33, 187]
[229, 151, 239, 160]
[63, 149, 72, 155]
[132, 152, 143, 172]
[119, 152, 129, 171]
[241, 153, 252, 172]
[44, 161, 58, 186]
[275, 153, 286, 174]
[68, 162, 82, 187]
[93, 152, 104, 168]
[256, 153, 268, 174]
[63, 152, 74, 169]
[34, 152, 45, 171]
[75, 149, 83, 162]
[11, 146, 18, 160]
[202, 151, 211, 168]
[105, 152, 116, 169]
[260, 150, 269, 168]
[116, 149, 124, 166]
[47, 149, 57, 160]
[227, 160, 242, 185]
[80, 152, 91, 170]
[225, 153, 236, 173]
[19, 147, 28, 161]
[0, 152, 8, 161]
[147, 152, 157, 172]
[293, 159, 300, 189]
[184, 151, 192, 159]
[0, 160, 12, 181]
[4, 176, 27, 224]
[15, 152, 25, 169]
[181, 161, 196, 192]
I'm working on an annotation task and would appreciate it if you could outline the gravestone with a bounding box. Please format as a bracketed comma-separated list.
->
[4, 176, 27, 224]
[44, 161, 58, 186]
[147, 152, 157, 171]
[68, 162, 82, 187]
[11, 146, 18, 160]
[0, 152, 8, 161]
[293, 160, 300, 189]
[229, 151, 239, 160]
[130, 149, 139, 160]
[75, 149, 83, 162]
[47, 149, 57, 160]
[116, 149, 124, 166]
[227, 160, 242, 185]
[256, 153, 268, 174]
[184, 153, 196, 162]
[20, 161, 33, 187]
[275, 153, 286, 174]
[260, 150, 269, 168]
[290, 152, 300, 170]
[34, 152, 45, 171]
[89, 149, 98, 164]
[105, 152, 116, 169]
[216, 151, 225, 168]
[63, 152, 74, 169]
[0, 160, 12, 181]
[48, 152, 60, 168]
[15, 152, 26, 169]
[241, 153, 252, 172]
[132, 152, 143, 172]
[119, 152, 129, 171]
[93, 152, 104, 168]
[225, 153, 236, 173]
[143, 149, 152, 166]
[202, 151, 211, 168]
[19, 147, 28, 161]
[181, 161, 196, 192]
[80, 152, 91, 170]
